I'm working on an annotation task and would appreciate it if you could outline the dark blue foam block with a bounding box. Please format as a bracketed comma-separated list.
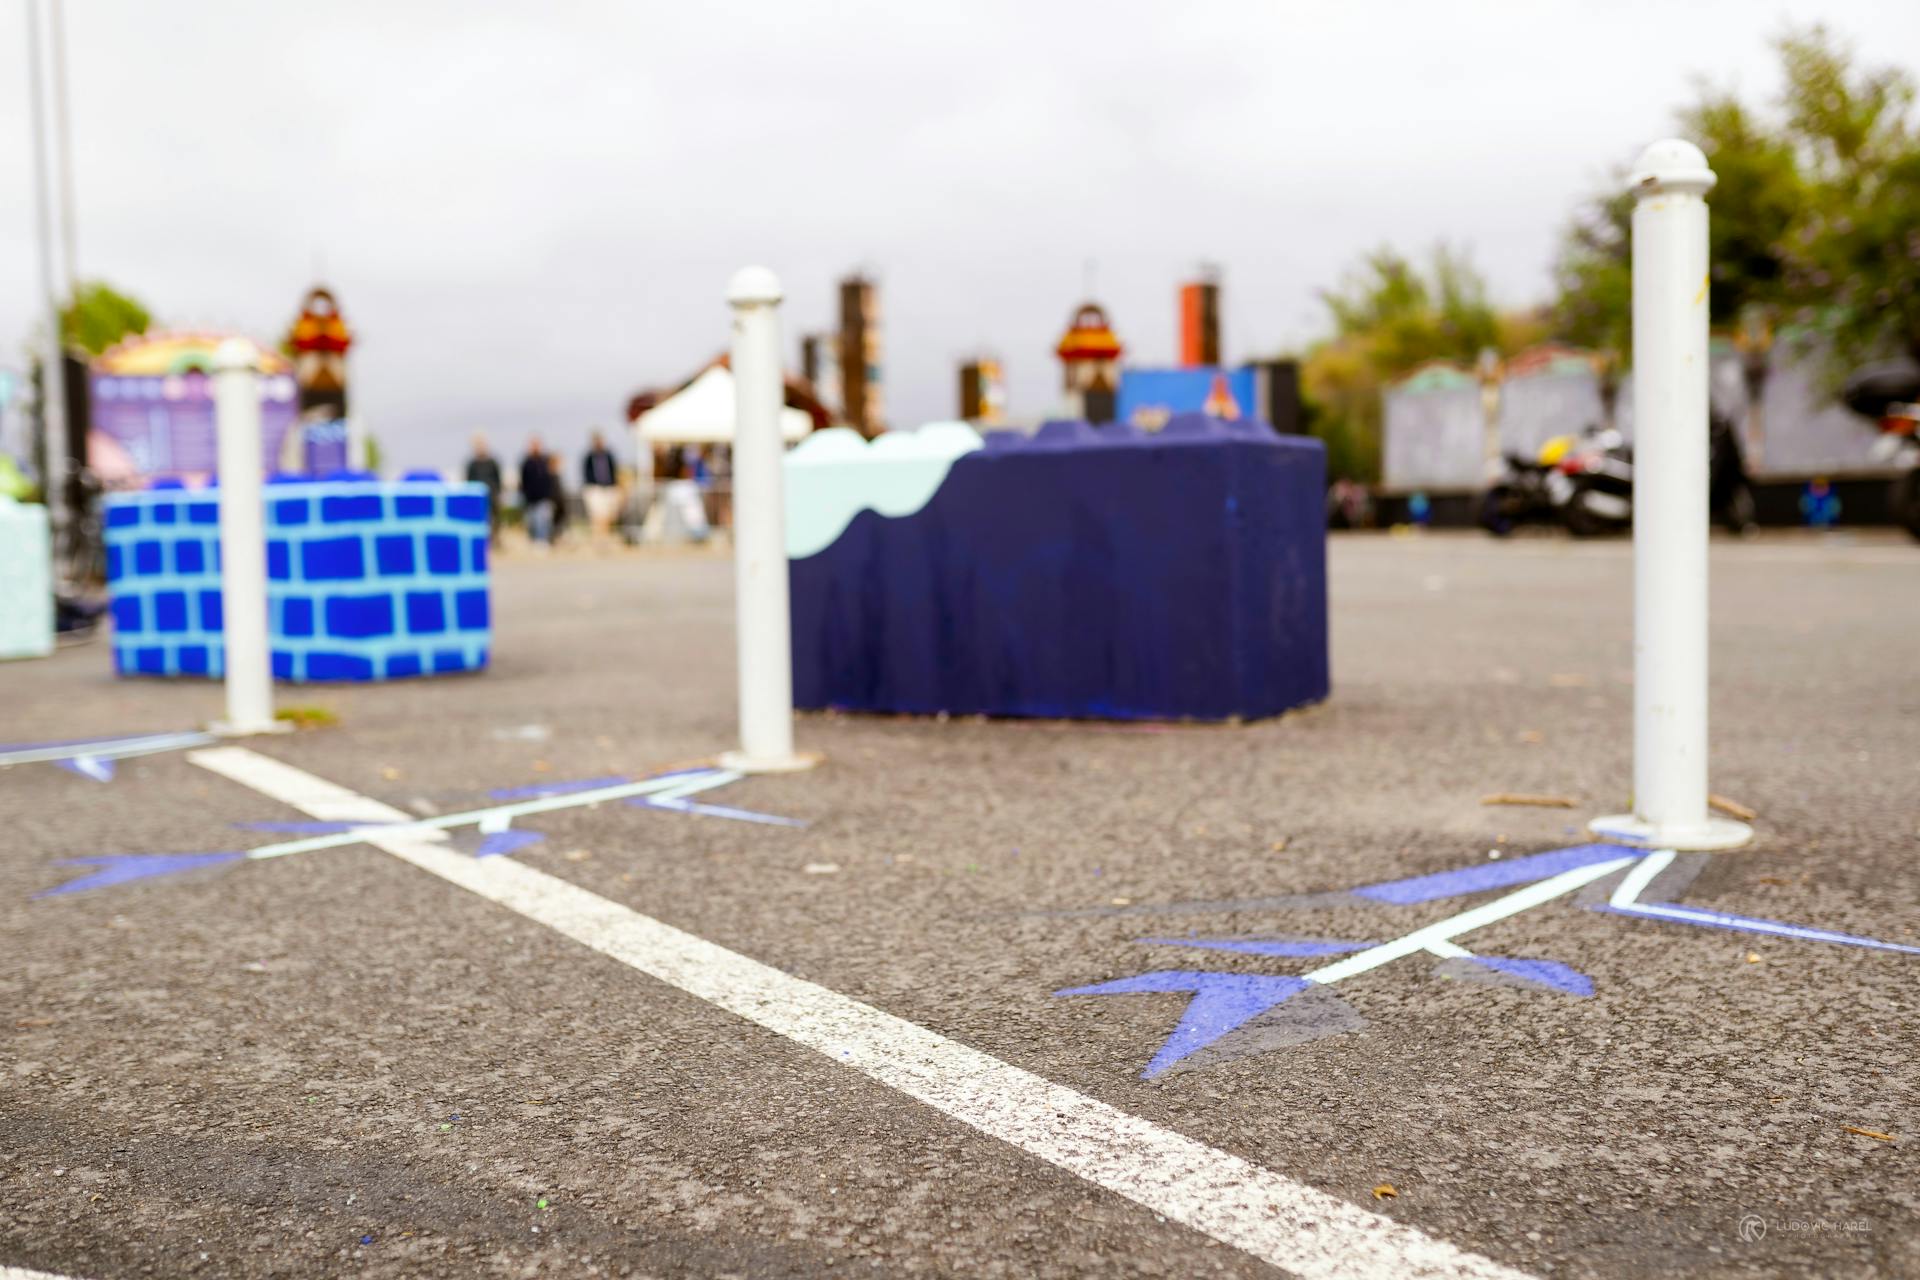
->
[789, 421, 1329, 721]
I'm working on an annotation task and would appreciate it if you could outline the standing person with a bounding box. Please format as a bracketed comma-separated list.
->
[464, 434, 504, 544]
[581, 429, 621, 541]
[520, 435, 556, 547]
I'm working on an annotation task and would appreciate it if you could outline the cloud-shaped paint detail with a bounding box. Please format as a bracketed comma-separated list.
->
[784, 423, 983, 559]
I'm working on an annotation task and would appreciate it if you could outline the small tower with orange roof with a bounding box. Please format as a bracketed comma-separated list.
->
[1055, 303, 1123, 424]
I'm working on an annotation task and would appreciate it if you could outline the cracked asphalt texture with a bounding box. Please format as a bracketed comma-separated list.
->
[3, 532, 1916, 1279]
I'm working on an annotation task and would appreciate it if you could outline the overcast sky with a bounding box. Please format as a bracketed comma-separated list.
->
[4, 0, 1918, 472]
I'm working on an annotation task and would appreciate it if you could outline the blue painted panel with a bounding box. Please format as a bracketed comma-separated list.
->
[789, 417, 1328, 721]
[1117, 367, 1259, 429]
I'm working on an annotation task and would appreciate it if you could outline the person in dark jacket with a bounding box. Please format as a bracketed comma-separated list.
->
[520, 436, 557, 546]
[464, 434, 504, 544]
[581, 429, 622, 539]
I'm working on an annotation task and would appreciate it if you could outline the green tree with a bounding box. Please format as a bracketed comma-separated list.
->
[1553, 90, 1805, 357]
[1322, 245, 1502, 369]
[60, 281, 151, 356]
[1302, 245, 1534, 482]
[1550, 187, 1632, 356]
[1774, 25, 1920, 364]
[1552, 24, 1920, 370]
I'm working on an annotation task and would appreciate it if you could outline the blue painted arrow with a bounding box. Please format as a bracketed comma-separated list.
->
[1136, 936, 1375, 958]
[476, 829, 548, 858]
[1352, 844, 1641, 905]
[1459, 955, 1594, 996]
[1597, 899, 1920, 954]
[33, 852, 247, 897]
[55, 756, 116, 783]
[1055, 971, 1313, 1078]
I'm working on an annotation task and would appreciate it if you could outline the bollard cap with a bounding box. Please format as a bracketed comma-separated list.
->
[213, 337, 259, 374]
[1628, 139, 1716, 198]
[726, 266, 784, 308]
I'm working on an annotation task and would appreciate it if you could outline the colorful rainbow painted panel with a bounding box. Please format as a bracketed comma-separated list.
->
[786, 415, 1329, 721]
[103, 478, 491, 681]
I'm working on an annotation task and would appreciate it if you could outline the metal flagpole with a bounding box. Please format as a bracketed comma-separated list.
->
[23, 0, 74, 576]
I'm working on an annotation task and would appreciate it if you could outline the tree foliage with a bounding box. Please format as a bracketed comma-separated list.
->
[1553, 24, 1920, 368]
[60, 281, 152, 356]
[1774, 26, 1920, 365]
[1302, 246, 1541, 482]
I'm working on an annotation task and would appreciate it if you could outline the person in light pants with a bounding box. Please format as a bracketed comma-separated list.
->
[581, 429, 622, 540]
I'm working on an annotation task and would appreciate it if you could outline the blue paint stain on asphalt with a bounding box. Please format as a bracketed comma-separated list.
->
[476, 829, 548, 858]
[35, 852, 247, 897]
[1136, 936, 1374, 958]
[1596, 901, 1920, 954]
[34, 766, 805, 899]
[488, 776, 630, 800]
[1055, 971, 1313, 1078]
[233, 820, 373, 835]
[1352, 844, 1640, 905]
[628, 796, 811, 828]
[1465, 955, 1595, 996]
[1058, 842, 1917, 1079]
[54, 756, 116, 783]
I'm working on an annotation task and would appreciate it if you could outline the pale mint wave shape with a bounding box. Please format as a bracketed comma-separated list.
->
[783, 423, 984, 559]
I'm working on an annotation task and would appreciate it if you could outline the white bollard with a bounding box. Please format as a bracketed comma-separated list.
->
[1591, 140, 1749, 851]
[719, 267, 814, 773]
[209, 339, 286, 737]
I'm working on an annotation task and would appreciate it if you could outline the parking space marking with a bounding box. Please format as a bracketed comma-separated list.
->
[1, 1266, 95, 1280]
[188, 745, 1534, 1280]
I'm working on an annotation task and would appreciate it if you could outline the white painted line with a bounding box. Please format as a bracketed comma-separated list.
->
[1, 1265, 96, 1280]
[642, 769, 746, 805]
[1425, 940, 1473, 959]
[0, 730, 215, 767]
[177, 758, 719, 862]
[1303, 858, 1638, 986]
[1608, 850, 1675, 908]
[190, 746, 1535, 1280]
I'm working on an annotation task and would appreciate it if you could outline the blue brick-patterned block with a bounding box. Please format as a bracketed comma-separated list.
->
[103, 479, 491, 682]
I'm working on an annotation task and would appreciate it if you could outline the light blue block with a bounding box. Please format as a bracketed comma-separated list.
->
[0, 497, 54, 660]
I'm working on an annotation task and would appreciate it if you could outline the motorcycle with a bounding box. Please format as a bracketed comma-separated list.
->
[1555, 426, 1636, 538]
[1488, 416, 1755, 539]
[1841, 359, 1920, 541]
[1477, 435, 1578, 536]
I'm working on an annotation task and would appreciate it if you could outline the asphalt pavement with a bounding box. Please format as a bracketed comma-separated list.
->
[2, 531, 1915, 1280]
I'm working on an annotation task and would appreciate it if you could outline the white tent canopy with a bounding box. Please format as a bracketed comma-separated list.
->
[633, 365, 811, 446]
